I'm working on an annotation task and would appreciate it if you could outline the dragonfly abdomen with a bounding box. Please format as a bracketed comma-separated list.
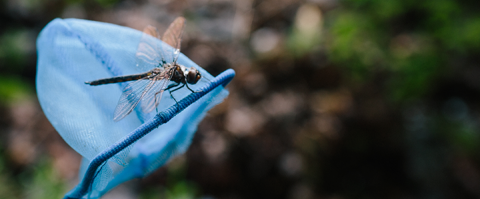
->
[85, 72, 151, 86]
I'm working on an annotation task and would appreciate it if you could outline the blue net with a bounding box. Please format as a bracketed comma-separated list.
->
[36, 18, 234, 199]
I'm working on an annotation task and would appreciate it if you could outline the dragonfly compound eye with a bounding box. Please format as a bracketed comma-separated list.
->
[187, 67, 200, 84]
[195, 72, 201, 82]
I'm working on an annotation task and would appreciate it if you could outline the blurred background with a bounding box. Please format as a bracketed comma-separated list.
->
[1, 0, 480, 198]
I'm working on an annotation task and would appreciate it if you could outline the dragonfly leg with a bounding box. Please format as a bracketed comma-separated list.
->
[185, 83, 197, 93]
[168, 83, 185, 105]
[169, 83, 185, 93]
[164, 82, 180, 105]
[165, 82, 180, 90]
[154, 90, 164, 113]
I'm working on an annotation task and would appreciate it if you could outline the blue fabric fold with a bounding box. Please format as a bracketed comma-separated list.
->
[36, 18, 233, 199]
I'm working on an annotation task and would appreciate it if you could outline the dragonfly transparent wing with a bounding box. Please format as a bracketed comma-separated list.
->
[161, 17, 185, 64]
[140, 67, 175, 113]
[113, 77, 157, 122]
[143, 25, 161, 39]
[135, 26, 164, 72]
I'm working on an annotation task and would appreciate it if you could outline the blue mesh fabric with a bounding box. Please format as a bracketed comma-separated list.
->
[36, 18, 232, 199]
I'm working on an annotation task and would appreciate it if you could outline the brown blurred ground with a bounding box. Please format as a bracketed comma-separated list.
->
[2, 0, 480, 198]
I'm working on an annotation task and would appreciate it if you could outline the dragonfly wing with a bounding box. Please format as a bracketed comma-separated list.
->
[136, 25, 163, 72]
[113, 77, 156, 122]
[143, 25, 161, 39]
[140, 67, 175, 113]
[161, 17, 185, 64]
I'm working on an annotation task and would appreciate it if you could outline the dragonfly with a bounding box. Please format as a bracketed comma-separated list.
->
[85, 17, 202, 122]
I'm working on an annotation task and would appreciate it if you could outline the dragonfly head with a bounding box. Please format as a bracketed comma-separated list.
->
[186, 67, 201, 84]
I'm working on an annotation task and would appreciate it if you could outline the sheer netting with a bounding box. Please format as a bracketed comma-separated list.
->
[36, 18, 234, 199]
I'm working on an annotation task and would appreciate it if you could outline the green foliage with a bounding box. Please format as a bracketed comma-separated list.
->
[287, 27, 322, 57]
[0, 29, 33, 70]
[325, 10, 384, 82]
[0, 155, 21, 198]
[163, 158, 199, 199]
[389, 54, 440, 102]
[94, 0, 120, 7]
[323, 0, 479, 102]
[0, 76, 32, 102]
[0, 155, 66, 199]
[287, 4, 323, 57]
[0, 76, 32, 105]
[140, 157, 199, 199]
[164, 181, 198, 199]
[447, 121, 479, 154]
[24, 160, 67, 199]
